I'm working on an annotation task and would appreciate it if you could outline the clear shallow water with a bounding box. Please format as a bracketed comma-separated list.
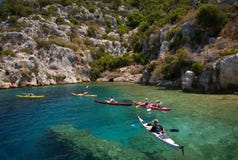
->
[0, 82, 237, 160]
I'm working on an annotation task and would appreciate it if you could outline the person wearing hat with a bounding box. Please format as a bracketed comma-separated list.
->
[150, 119, 165, 134]
[143, 98, 149, 105]
[154, 100, 161, 108]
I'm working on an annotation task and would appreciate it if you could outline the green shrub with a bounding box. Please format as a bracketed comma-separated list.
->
[20, 48, 33, 54]
[36, 38, 78, 51]
[84, 38, 91, 46]
[218, 48, 238, 56]
[127, 12, 145, 29]
[191, 61, 203, 75]
[105, 19, 113, 28]
[0, 0, 36, 21]
[46, 72, 52, 79]
[54, 74, 66, 83]
[21, 71, 31, 81]
[56, 17, 68, 25]
[89, 53, 136, 80]
[36, 39, 51, 50]
[8, 16, 19, 25]
[138, 21, 149, 33]
[160, 48, 189, 79]
[131, 53, 147, 64]
[168, 29, 182, 50]
[87, 25, 97, 37]
[70, 17, 80, 25]
[30, 67, 39, 75]
[41, 6, 58, 17]
[131, 33, 144, 53]
[0, 50, 16, 57]
[195, 4, 227, 35]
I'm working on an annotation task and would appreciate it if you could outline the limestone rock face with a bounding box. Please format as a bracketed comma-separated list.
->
[184, 54, 238, 92]
[139, 70, 151, 84]
[215, 53, 238, 89]
[0, 43, 92, 88]
[182, 70, 195, 90]
[0, 3, 131, 88]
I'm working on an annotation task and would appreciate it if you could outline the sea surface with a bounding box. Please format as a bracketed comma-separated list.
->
[0, 82, 237, 160]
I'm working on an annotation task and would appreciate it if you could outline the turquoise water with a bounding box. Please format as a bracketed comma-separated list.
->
[0, 82, 237, 160]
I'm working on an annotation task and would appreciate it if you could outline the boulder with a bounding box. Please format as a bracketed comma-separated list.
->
[182, 70, 194, 90]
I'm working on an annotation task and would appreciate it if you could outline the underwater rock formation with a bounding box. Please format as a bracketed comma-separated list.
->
[48, 125, 150, 160]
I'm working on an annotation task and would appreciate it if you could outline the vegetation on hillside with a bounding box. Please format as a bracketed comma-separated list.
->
[0, 0, 236, 81]
[195, 4, 228, 36]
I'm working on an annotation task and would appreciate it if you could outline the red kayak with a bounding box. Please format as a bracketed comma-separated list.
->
[94, 99, 133, 106]
[134, 101, 171, 111]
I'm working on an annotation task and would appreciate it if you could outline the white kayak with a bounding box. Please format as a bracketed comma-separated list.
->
[137, 115, 184, 151]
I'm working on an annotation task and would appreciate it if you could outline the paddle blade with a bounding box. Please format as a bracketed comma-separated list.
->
[169, 129, 179, 132]
[146, 108, 151, 112]
[135, 105, 140, 108]
[180, 146, 184, 156]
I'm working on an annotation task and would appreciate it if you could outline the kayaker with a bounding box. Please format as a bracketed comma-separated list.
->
[108, 96, 115, 103]
[143, 98, 149, 105]
[83, 90, 88, 95]
[154, 100, 161, 108]
[150, 119, 165, 134]
[27, 93, 34, 96]
[83, 85, 89, 95]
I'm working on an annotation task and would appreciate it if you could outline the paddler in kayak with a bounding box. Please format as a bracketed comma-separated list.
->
[150, 119, 165, 134]
[27, 93, 35, 96]
[83, 85, 89, 95]
[143, 98, 149, 105]
[107, 96, 115, 103]
[154, 100, 162, 108]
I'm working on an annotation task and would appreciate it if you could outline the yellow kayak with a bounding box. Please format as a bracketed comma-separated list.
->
[71, 92, 97, 97]
[16, 95, 45, 98]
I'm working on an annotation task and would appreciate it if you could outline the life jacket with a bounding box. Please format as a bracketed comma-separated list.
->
[151, 124, 163, 133]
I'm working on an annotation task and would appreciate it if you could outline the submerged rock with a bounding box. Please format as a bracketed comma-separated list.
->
[48, 125, 150, 160]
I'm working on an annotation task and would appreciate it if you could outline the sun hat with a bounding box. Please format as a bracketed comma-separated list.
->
[154, 119, 159, 123]
[156, 100, 160, 103]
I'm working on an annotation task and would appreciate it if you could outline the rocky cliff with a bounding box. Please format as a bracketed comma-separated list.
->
[0, 3, 132, 88]
[138, 2, 238, 93]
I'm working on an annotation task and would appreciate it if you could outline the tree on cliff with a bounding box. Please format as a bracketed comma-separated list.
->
[195, 4, 227, 36]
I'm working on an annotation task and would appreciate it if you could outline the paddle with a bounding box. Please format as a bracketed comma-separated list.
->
[135, 105, 140, 108]
[180, 146, 184, 156]
[169, 129, 179, 132]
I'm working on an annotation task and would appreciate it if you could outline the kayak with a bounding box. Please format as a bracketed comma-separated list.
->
[94, 99, 133, 106]
[72, 92, 97, 97]
[134, 101, 171, 111]
[146, 104, 171, 111]
[16, 95, 44, 98]
[137, 115, 183, 151]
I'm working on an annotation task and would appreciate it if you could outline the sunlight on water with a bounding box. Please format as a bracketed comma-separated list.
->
[0, 82, 237, 160]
